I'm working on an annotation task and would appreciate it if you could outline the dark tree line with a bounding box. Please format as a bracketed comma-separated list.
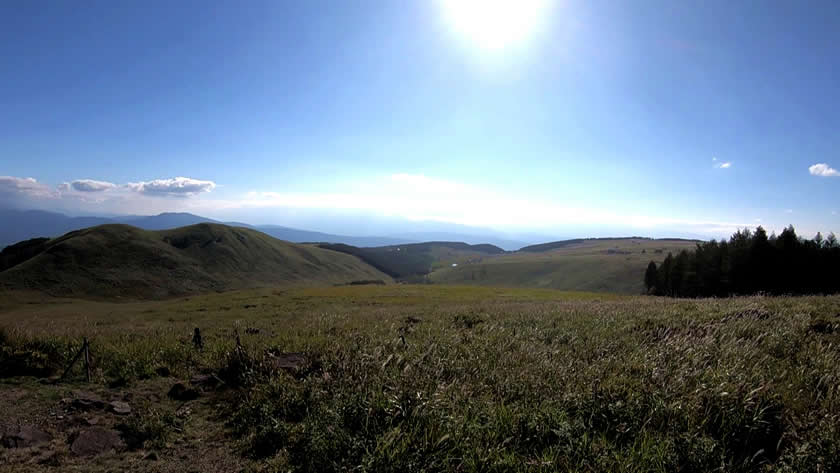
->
[645, 226, 840, 297]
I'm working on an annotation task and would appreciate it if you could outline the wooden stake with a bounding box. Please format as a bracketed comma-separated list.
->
[83, 338, 91, 383]
[60, 340, 86, 381]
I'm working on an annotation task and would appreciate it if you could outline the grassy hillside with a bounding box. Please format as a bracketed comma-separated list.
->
[1, 285, 838, 471]
[430, 238, 700, 294]
[518, 236, 697, 252]
[319, 241, 505, 281]
[0, 223, 390, 298]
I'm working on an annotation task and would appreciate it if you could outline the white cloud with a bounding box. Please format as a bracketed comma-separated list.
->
[809, 163, 840, 177]
[69, 179, 117, 192]
[0, 176, 55, 198]
[714, 161, 732, 169]
[126, 177, 216, 197]
[0, 175, 218, 215]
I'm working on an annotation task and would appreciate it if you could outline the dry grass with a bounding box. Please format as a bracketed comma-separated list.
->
[1, 285, 839, 471]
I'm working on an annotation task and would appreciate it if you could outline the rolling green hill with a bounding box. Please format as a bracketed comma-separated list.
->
[0, 223, 391, 298]
[429, 238, 701, 294]
[318, 241, 505, 281]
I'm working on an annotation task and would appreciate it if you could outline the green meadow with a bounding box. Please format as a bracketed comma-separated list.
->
[2, 285, 838, 472]
[429, 239, 699, 294]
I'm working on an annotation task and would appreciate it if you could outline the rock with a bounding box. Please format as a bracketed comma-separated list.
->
[35, 449, 62, 466]
[71, 392, 105, 411]
[190, 374, 221, 390]
[167, 383, 200, 401]
[70, 428, 124, 457]
[108, 401, 131, 416]
[1, 426, 52, 448]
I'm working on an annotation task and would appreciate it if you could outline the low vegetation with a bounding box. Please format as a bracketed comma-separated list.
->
[2, 285, 839, 472]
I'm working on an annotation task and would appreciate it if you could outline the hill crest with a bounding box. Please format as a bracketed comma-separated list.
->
[0, 223, 391, 298]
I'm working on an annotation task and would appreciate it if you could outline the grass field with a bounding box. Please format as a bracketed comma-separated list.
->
[429, 239, 700, 294]
[1, 285, 839, 472]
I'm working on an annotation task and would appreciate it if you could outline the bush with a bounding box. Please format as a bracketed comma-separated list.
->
[0, 329, 68, 378]
[117, 407, 181, 450]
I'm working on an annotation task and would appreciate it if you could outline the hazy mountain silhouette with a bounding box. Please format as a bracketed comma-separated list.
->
[0, 209, 415, 249]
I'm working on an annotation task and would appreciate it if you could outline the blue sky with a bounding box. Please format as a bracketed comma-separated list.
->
[1, 0, 839, 239]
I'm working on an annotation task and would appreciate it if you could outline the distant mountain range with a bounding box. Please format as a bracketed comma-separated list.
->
[0, 208, 700, 254]
[0, 209, 415, 250]
[382, 232, 527, 251]
[0, 212, 709, 297]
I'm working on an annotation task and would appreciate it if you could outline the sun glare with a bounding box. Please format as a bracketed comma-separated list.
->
[440, 0, 552, 51]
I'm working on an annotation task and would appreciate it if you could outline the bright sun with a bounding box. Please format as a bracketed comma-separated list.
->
[440, 0, 552, 52]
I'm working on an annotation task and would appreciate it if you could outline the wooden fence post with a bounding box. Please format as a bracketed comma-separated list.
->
[83, 337, 91, 382]
[60, 339, 86, 382]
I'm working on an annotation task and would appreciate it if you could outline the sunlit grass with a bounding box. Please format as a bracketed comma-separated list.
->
[2, 285, 839, 471]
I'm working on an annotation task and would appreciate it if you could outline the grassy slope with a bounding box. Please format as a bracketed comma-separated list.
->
[430, 238, 700, 294]
[0, 223, 391, 298]
[1, 285, 839, 472]
[319, 241, 505, 280]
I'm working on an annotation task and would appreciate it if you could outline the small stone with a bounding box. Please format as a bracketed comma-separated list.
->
[175, 405, 192, 419]
[70, 428, 124, 457]
[71, 392, 105, 411]
[1, 426, 52, 448]
[108, 401, 131, 416]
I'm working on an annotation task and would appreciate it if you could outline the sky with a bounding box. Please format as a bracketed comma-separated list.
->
[1, 0, 839, 240]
